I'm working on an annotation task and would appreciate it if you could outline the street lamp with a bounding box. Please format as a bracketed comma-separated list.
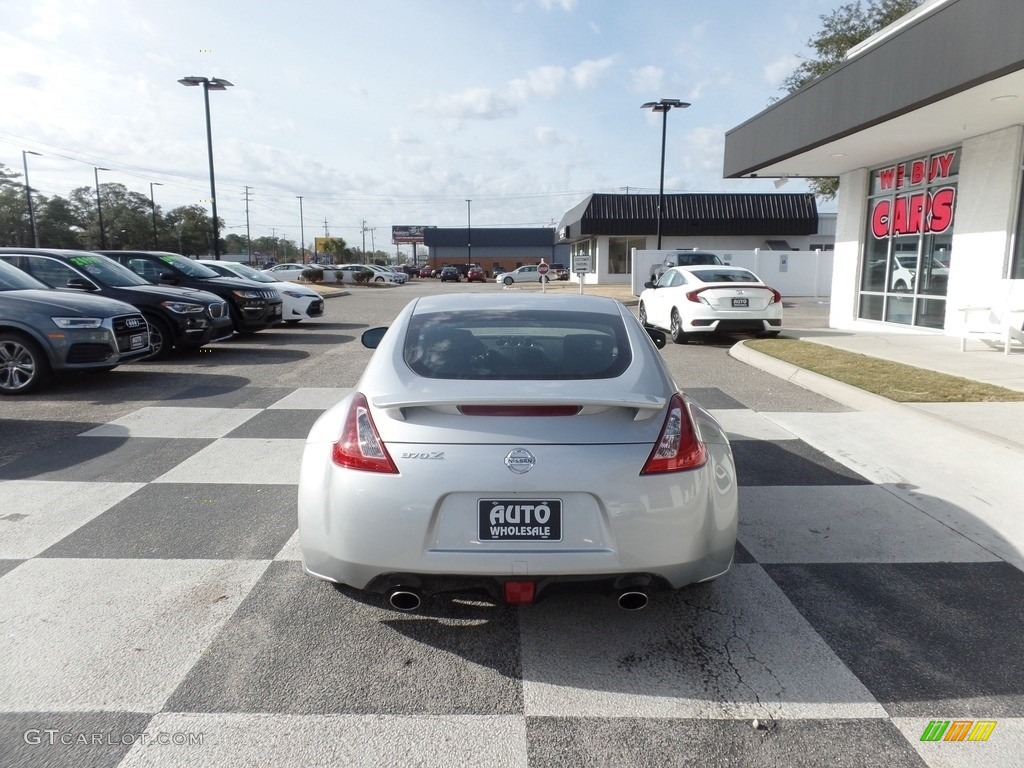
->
[22, 150, 41, 247]
[297, 195, 305, 264]
[94, 166, 110, 249]
[149, 182, 163, 249]
[178, 75, 233, 259]
[641, 98, 690, 249]
[466, 199, 472, 265]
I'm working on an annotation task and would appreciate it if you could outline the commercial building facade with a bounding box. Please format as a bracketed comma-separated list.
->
[723, 0, 1024, 334]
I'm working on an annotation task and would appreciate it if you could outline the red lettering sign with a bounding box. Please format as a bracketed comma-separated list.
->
[876, 151, 957, 191]
[870, 187, 956, 238]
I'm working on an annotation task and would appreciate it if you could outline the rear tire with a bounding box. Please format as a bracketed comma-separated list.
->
[0, 333, 51, 395]
[670, 309, 689, 344]
[757, 331, 781, 339]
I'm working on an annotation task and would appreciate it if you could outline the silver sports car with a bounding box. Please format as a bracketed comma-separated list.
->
[298, 293, 737, 610]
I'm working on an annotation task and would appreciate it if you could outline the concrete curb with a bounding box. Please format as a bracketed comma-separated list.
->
[731, 339, 1024, 454]
[729, 340, 899, 412]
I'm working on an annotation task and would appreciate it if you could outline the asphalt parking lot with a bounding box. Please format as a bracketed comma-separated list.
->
[2, 279, 1022, 767]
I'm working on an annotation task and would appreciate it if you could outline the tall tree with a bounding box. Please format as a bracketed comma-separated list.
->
[782, 0, 924, 200]
[0, 164, 29, 247]
[35, 195, 85, 249]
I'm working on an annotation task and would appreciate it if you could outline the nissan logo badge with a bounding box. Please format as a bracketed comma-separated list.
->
[504, 448, 535, 474]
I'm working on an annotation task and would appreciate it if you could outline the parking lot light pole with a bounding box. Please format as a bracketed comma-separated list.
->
[297, 196, 305, 264]
[466, 199, 472, 265]
[22, 150, 41, 247]
[149, 182, 163, 249]
[641, 99, 690, 249]
[178, 76, 233, 259]
[94, 166, 110, 249]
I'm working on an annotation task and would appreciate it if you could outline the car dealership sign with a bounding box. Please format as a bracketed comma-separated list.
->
[869, 150, 958, 239]
[392, 226, 427, 244]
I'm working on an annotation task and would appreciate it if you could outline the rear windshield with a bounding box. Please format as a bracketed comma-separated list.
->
[404, 309, 632, 380]
[689, 268, 760, 283]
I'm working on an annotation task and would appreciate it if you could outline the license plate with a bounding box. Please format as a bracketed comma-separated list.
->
[478, 499, 562, 541]
[129, 333, 146, 350]
[731, 297, 749, 307]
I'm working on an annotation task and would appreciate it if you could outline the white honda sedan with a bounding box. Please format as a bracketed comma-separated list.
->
[638, 266, 783, 343]
[298, 293, 737, 611]
[497, 264, 550, 285]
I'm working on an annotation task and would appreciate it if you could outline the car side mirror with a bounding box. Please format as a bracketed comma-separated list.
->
[66, 277, 98, 291]
[159, 271, 179, 283]
[361, 327, 388, 349]
[643, 280, 655, 290]
[646, 327, 667, 349]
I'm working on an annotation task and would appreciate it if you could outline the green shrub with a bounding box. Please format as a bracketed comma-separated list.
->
[301, 267, 324, 283]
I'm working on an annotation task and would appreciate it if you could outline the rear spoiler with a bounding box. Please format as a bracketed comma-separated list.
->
[370, 392, 667, 421]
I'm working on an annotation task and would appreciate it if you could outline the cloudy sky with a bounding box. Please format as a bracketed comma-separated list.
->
[1, 0, 840, 253]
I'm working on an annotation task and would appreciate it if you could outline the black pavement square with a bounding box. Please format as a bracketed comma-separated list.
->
[0, 711, 153, 768]
[0, 437, 213, 483]
[223, 409, 323, 439]
[39, 484, 298, 560]
[684, 388, 748, 410]
[731, 439, 870, 486]
[525, 717, 926, 768]
[765, 562, 1024, 717]
[164, 562, 524, 716]
[159, 386, 295, 409]
[733, 540, 756, 564]
[0, 559, 23, 578]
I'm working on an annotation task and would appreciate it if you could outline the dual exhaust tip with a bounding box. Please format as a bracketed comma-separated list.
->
[387, 586, 649, 612]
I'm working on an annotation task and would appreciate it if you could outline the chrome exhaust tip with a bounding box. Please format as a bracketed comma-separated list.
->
[617, 590, 649, 611]
[388, 588, 422, 612]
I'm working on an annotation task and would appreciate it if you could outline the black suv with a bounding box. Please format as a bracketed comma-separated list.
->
[0, 249, 233, 358]
[97, 251, 283, 333]
[650, 251, 724, 282]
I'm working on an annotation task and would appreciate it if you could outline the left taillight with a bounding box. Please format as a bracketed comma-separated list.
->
[640, 394, 707, 475]
[331, 392, 398, 473]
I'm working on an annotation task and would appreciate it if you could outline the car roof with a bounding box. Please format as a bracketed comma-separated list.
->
[408, 292, 623, 316]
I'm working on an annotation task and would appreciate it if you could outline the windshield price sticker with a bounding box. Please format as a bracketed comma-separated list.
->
[479, 499, 562, 541]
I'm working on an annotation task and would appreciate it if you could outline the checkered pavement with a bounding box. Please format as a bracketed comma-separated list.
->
[1, 387, 1022, 767]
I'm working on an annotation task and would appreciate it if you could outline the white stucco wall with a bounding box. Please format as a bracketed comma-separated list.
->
[944, 125, 1023, 325]
[829, 168, 870, 330]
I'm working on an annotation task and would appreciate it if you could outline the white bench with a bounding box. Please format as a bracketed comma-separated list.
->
[959, 279, 1024, 354]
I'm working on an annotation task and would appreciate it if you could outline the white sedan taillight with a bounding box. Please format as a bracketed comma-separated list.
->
[331, 393, 399, 473]
[640, 394, 708, 475]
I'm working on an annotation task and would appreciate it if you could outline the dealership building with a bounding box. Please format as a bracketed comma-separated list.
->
[723, 0, 1024, 333]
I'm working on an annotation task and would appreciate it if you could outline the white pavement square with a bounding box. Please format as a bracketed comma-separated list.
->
[266, 388, 352, 410]
[709, 408, 800, 441]
[79, 407, 263, 439]
[152, 439, 306, 485]
[520, 564, 886, 720]
[739, 485, 1001, 564]
[0, 558, 269, 713]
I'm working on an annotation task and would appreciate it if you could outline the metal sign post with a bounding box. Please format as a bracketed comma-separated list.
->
[538, 260, 549, 293]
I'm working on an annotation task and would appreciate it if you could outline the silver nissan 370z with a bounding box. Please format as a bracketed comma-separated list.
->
[298, 293, 737, 611]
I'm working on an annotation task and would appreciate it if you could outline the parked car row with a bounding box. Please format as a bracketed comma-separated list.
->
[0, 248, 327, 395]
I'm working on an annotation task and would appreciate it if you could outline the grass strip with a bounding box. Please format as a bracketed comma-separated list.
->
[745, 339, 1024, 403]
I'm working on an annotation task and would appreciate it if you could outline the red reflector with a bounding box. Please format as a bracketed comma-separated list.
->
[459, 405, 581, 417]
[503, 581, 536, 605]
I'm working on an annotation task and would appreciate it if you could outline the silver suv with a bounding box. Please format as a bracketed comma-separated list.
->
[650, 251, 723, 282]
[0, 260, 150, 394]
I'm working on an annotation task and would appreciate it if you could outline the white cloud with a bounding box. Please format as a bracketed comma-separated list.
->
[631, 66, 664, 94]
[534, 126, 559, 146]
[763, 54, 802, 87]
[537, 0, 577, 10]
[434, 87, 517, 121]
[571, 56, 615, 89]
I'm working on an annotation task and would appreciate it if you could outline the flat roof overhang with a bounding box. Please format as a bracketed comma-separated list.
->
[723, 0, 1024, 180]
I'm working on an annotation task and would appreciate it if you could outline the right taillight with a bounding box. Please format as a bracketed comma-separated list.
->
[331, 392, 398, 473]
[640, 394, 708, 475]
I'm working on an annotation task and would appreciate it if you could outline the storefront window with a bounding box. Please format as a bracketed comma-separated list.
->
[858, 147, 959, 328]
[608, 237, 643, 274]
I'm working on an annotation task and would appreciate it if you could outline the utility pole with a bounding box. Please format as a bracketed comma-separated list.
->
[361, 219, 367, 263]
[244, 186, 252, 265]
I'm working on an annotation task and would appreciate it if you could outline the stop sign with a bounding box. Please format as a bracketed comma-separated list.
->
[538, 263, 550, 275]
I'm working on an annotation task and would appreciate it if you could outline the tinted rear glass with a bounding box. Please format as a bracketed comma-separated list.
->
[404, 309, 632, 380]
[689, 268, 760, 283]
